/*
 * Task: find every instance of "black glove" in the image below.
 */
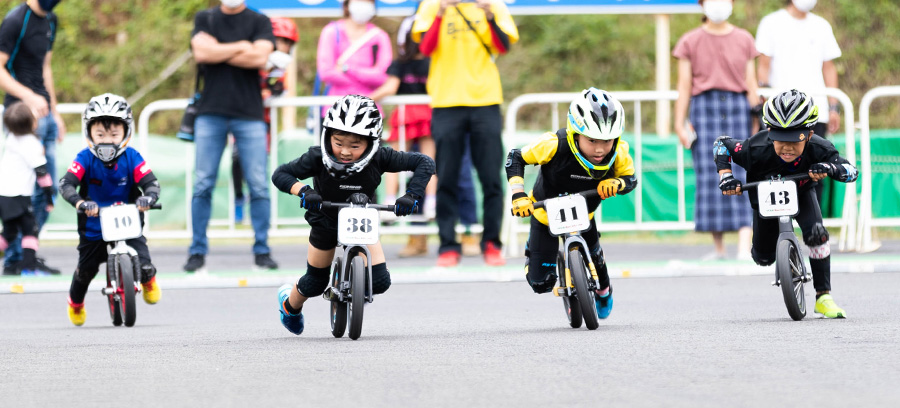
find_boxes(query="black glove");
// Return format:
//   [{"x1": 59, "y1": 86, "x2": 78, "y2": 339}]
[
  {"x1": 718, "y1": 174, "x2": 742, "y2": 193},
  {"x1": 299, "y1": 185, "x2": 322, "y2": 211},
  {"x1": 810, "y1": 162, "x2": 836, "y2": 177},
  {"x1": 347, "y1": 193, "x2": 369, "y2": 206},
  {"x1": 77, "y1": 200, "x2": 98, "y2": 213},
  {"x1": 394, "y1": 192, "x2": 420, "y2": 216},
  {"x1": 136, "y1": 196, "x2": 155, "y2": 208}
]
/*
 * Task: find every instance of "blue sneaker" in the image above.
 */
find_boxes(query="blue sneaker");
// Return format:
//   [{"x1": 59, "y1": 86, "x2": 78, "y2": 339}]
[
  {"x1": 278, "y1": 284, "x2": 304, "y2": 335},
  {"x1": 595, "y1": 290, "x2": 613, "y2": 319}
]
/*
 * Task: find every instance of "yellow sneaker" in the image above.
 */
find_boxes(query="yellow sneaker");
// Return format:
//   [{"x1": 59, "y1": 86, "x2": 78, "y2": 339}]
[
  {"x1": 814, "y1": 294, "x2": 847, "y2": 319},
  {"x1": 68, "y1": 298, "x2": 86, "y2": 326},
  {"x1": 141, "y1": 277, "x2": 161, "y2": 305}
]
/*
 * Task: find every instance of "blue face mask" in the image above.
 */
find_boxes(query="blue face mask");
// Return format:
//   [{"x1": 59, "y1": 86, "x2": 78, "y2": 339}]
[{"x1": 38, "y1": 0, "x2": 61, "y2": 12}]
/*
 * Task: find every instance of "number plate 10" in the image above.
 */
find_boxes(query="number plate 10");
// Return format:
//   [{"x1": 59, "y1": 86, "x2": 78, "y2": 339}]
[
  {"x1": 544, "y1": 195, "x2": 591, "y2": 236},
  {"x1": 337, "y1": 207, "x2": 380, "y2": 246},
  {"x1": 99, "y1": 205, "x2": 143, "y2": 242},
  {"x1": 757, "y1": 180, "x2": 799, "y2": 218}
]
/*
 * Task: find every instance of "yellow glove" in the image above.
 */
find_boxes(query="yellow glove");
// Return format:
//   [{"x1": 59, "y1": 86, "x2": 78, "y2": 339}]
[
  {"x1": 511, "y1": 192, "x2": 534, "y2": 217},
  {"x1": 597, "y1": 178, "x2": 623, "y2": 199}
]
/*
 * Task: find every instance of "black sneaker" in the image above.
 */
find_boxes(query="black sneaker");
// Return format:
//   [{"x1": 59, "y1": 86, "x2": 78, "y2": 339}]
[
  {"x1": 2, "y1": 262, "x2": 20, "y2": 276},
  {"x1": 183, "y1": 254, "x2": 205, "y2": 272},
  {"x1": 34, "y1": 258, "x2": 61, "y2": 275},
  {"x1": 254, "y1": 253, "x2": 278, "y2": 270}
]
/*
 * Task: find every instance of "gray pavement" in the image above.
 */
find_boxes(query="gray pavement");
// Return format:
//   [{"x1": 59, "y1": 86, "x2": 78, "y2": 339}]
[{"x1": 2, "y1": 273, "x2": 899, "y2": 407}]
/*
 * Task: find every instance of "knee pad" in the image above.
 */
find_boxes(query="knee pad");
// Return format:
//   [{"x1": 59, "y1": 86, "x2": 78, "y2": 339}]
[
  {"x1": 140, "y1": 263, "x2": 157, "y2": 282},
  {"x1": 804, "y1": 223, "x2": 830, "y2": 247},
  {"x1": 371, "y1": 263, "x2": 391, "y2": 294},
  {"x1": 296, "y1": 264, "x2": 331, "y2": 297},
  {"x1": 751, "y1": 247, "x2": 775, "y2": 267}
]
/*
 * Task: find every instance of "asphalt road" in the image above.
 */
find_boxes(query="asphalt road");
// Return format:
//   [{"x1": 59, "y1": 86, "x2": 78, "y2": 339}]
[{"x1": 2, "y1": 272, "x2": 899, "y2": 407}]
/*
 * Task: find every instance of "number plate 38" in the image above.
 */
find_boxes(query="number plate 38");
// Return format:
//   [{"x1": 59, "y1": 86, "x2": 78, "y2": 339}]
[
  {"x1": 99, "y1": 204, "x2": 143, "y2": 242},
  {"x1": 757, "y1": 180, "x2": 799, "y2": 218},
  {"x1": 544, "y1": 195, "x2": 591, "y2": 236},
  {"x1": 337, "y1": 207, "x2": 380, "y2": 246}
]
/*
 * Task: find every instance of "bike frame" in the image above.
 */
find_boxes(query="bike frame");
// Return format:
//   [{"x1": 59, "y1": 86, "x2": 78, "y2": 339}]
[
  {"x1": 775, "y1": 215, "x2": 809, "y2": 285},
  {"x1": 331, "y1": 244, "x2": 374, "y2": 304},
  {"x1": 556, "y1": 233, "x2": 597, "y2": 297}
]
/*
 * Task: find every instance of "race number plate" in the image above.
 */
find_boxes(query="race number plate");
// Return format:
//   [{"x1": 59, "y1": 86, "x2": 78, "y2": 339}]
[
  {"x1": 99, "y1": 205, "x2": 143, "y2": 242},
  {"x1": 337, "y1": 207, "x2": 380, "y2": 246},
  {"x1": 757, "y1": 180, "x2": 799, "y2": 218},
  {"x1": 544, "y1": 195, "x2": 591, "y2": 236}
]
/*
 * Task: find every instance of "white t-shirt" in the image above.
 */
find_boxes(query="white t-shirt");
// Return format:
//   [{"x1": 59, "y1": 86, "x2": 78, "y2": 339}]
[
  {"x1": 0, "y1": 133, "x2": 46, "y2": 197},
  {"x1": 755, "y1": 9, "x2": 842, "y2": 123}
]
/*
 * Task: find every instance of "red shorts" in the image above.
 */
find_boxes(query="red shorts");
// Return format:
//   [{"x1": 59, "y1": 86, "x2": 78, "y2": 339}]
[{"x1": 387, "y1": 104, "x2": 432, "y2": 142}]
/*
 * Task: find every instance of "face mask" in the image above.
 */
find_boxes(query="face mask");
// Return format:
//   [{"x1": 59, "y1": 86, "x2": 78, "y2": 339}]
[
  {"x1": 703, "y1": 1, "x2": 732, "y2": 23},
  {"x1": 38, "y1": 0, "x2": 61, "y2": 12},
  {"x1": 792, "y1": 0, "x2": 817, "y2": 13},
  {"x1": 221, "y1": 0, "x2": 244, "y2": 8},
  {"x1": 348, "y1": 1, "x2": 376, "y2": 25}
]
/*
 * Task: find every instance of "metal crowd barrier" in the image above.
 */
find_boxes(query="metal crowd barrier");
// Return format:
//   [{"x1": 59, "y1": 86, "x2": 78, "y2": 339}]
[{"x1": 856, "y1": 86, "x2": 900, "y2": 252}]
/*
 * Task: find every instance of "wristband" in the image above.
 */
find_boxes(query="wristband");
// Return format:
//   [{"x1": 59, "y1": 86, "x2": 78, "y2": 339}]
[
  {"x1": 829, "y1": 103, "x2": 841, "y2": 114},
  {"x1": 720, "y1": 172, "x2": 733, "y2": 181}
]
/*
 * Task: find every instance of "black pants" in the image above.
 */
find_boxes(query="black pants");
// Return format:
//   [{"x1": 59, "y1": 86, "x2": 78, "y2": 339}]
[
  {"x1": 69, "y1": 235, "x2": 153, "y2": 304},
  {"x1": 431, "y1": 105, "x2": 504, "y2": 253},
  {"x1": 751, "y1": 187, "x2": 831, "y2": 292},
  {"x1": 524, "y1": 216, "x2": 610, "y2": 293},
  {"x1": 0, "y1": 197, "x2": 38, "y2": 270}
]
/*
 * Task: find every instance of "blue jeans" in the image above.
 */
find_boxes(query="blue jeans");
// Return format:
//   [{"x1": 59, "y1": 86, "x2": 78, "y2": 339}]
[
  {"x1": 4, "y1": 114, "x2": 57, "y2": 267},
  {"x1": 190, "y1": 115, "x2": 270, "y2": 256}
]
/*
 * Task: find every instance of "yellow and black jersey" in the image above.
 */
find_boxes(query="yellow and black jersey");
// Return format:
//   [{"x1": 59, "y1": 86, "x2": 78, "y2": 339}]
[{"x1": 506, "y1": 128, "x2": 637, "y2": 225}]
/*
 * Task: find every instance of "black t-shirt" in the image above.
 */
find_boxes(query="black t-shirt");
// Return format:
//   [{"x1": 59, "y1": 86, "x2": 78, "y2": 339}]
[
  {"x1": 192, "y1": 7, "x2": 274, "y2": 120},
  {"x1": 0, "y1": 4, "x2": 57, "y2": 108},
  {"x1": 386, "y1": 58, "x2": 429, "y2": 95}
]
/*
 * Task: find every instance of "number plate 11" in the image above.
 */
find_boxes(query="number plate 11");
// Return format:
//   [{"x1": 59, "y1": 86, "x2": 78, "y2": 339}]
[
  {"x1": 757, "y1": 180, "x2": 799, "y2": 218},
  {"x1": 544, "y1": 195, "x2": 591, "y2": 236},
  {"x1": 337, "y1": 207, "x2": 380, "y2": 246},
  {"x1": 99, "y1": 205, "x2": 143, "y2": 242}
]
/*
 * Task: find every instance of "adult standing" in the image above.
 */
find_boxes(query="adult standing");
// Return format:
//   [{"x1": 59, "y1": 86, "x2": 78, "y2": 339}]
[
  {"x1": 317, "y1": 0, "x2": 392, "y2": 112},
  {"x1": 673, "y1": 0, "x2": 756, "y2": 260},
  {"x1": 755, "y1": 0, "x2": 842, "y2": 211},
  {"x1": 413, "y1": 0, "x2": 518, "y2": 267},
  {"x1": 184, "y1": 0, "x2": 277, "y2": 272},
  {"x1": 0, "y1": 0, "x2": 64, "y2": 275}
]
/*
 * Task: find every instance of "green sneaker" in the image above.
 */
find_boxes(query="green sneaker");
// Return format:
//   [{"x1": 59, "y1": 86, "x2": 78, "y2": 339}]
[{"x1": 814, "y1": 294, "x2": 847, "y2": 319}]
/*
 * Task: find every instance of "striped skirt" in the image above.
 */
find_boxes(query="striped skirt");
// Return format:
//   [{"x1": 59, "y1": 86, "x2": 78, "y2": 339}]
[{"x1": 690, "y1": 89, "x2": 754, "y2": 232}]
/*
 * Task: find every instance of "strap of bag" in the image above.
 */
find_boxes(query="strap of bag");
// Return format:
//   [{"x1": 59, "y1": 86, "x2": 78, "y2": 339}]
[
  {"x1": 454, "y1": 6, "x2": 495, "y2": 62},
  {"x1": 192, "y1": 10, "x2": 216, "y2": 99},
  {"x1": 336, "y1": 26, "x2": 381, "y2": 66}
]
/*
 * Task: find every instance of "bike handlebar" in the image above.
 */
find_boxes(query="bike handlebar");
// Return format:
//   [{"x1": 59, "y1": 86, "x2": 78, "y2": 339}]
[
  {"x1": 742, "y1": 174, "x2": 811, "y2": 190},
  {"x1": 533, "y1": 190, "x2": 599, "y2": 210},
  {"x1": 77, "y1": 203, "x2": 162, "y2": 214},
  {"x1": 322, "y1": 201, "x2": 396, "y2": 212}
]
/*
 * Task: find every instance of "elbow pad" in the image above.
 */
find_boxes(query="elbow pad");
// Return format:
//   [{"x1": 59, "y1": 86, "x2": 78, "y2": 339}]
[{"x1": 505, "y1": 149, "x2": 526, "y2": 181}]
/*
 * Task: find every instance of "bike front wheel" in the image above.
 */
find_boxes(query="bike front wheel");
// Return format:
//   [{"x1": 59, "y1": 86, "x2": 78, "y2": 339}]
[
  {"x1": 558, "y1": 251, "x2": 582, "y2": 329},
  {"x1": 347, "y1": 256, "x2": 366, "y2": 340},
  {"x1": 117, "y1": 255, "x2": 137, "y2": 327},
  {"x1": 330, "y1": 257, "x2": 347, "y2": 338},
  {"x1": 570, "y1": 249, "x2": 599, "y2": 330},
  {"x1": 776, "y1": 239, "x2": 806, "y2": 321},
  {"x1": 106, "y1": 255, "x2": 122, "y2": 326}
]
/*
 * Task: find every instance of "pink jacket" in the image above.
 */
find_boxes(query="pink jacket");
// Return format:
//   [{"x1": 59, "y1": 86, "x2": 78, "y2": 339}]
[{"x1": 317, "y1": 21, "x2": 392, "y2": 103}]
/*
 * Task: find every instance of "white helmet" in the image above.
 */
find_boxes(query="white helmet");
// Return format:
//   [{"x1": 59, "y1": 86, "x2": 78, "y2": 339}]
[
  {"x1": 82, "y1": 93, "x2": 134, "y2": 164},
  {"x1": 320, "y1": 95, "x2": 382, "y2": 179},
  {"x1": 566, "y1": 88, "x2": 625, "y2": 141}
]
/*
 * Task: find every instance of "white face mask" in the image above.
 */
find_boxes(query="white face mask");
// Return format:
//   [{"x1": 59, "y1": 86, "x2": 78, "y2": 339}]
[
  {"x1": 792, "y1": 0, "x2": 817, "y2": 13},
  {"x1": 221, "y1": 0, "x2": 244, "y2": 8},
  {"x1": 703, "y1": 1, "x2": 733, "y2": 24},
  {"x1": 348, "y1": 1, "x2": 376, "y2": 25}
]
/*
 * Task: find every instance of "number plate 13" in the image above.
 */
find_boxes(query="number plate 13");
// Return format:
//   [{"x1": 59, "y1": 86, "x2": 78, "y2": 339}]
[
  {"x1": 99, "y1": 204, "x2": 143, "y2": 242},
  {"x1": 337, "y1": 207, "x2": 380, "y2": 246},
  {"x1": 757, "y1": 180, "x2": 799, "y2": 218},
  {"x1": 544, "y1": 195, "x2": 591, "y2": 236}
]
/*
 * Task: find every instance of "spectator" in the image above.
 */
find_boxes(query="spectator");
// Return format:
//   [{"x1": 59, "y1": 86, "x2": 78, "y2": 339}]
[
  {"x1": 673, "y1": 0, "x2": 756, "y2": 260},
  {"x1": 184, "y1": 0, "x2": 277, "y2": 272},
  {"x1": 317, "y1": 0, "x2": 392, "y2": 116},
  {"x1": 413, "y1": 0, "x2": 518, "y2": 267},
  {"x1": 755, "y1": 0, "x2": 842, "y2": 210},
  {"x1": 371, "y1": 14, "x2": 436, "y2": 257},
  {"x1": 0, "y1": 0, "x2": 64, "y2": 275},
  {"x1": 232, "y1": 16, "x2": 299, "y2": 224}
]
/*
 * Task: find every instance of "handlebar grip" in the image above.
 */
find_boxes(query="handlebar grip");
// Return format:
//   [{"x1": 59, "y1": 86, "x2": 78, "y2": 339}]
[{"x1": 150, "y1": 204, "x2": 162, "y2": 210}]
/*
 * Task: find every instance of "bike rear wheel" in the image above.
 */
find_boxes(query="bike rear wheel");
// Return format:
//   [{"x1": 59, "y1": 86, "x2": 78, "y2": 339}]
[
  {"x1": 106, "y1": 256, "x2": 122, "y2": 326},
  {"x1": 347, "y1": 256, "x2": 366, "y2": 340},
  {"x1": 570, "y1": 249, "x2": 599, "y2": 330},
  {"x1": 558, "y1": 251, "x2": 582, "y2": 329},
  {"x1": 330, "y1": 257, "x2": 347, "y2": 338},
  {"x1": 776, "y1": 239, "x2": 806, "y2": 321},
  {"x1": 117, "y1": 254, "x2": 137, "y2": 327}
]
